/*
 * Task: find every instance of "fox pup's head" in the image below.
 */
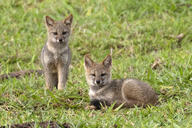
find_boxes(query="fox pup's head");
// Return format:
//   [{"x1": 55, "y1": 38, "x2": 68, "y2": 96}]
[
  {"x1": 45, "y1": 14, "x2": 73, "y2": 45},
  {"x1": 84, "y1": 54, "x2": 112, "y2": 88}
]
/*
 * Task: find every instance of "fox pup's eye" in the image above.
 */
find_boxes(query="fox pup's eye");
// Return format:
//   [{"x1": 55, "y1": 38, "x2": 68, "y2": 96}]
[
  {"x1": 62, "y1": 31, "x2": 67, "y2": 35},
  {"x1": 53, "y1": 32, "x2": 58, "y2": 35},
  {"x1": 90, "y1": 74, "x2": 95, "y2": 77},
  {"x1": 101, "y1": 73, "x2": 106, "y2": 76}
]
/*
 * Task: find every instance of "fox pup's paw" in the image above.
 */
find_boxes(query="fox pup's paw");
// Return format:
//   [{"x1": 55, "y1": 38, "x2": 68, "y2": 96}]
[
  {"x1": 45, "y1": 85, "x2": 53, "y2": 91},
  {"x1": 85, "y1": 105, "x2": 97, "y2": 110},
  {"x1": 58, "y1": 85, "x2": 66, "y2": 90}
]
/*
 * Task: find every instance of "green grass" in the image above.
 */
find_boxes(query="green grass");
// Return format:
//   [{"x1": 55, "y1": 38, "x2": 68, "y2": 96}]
[{"x1": 0, "y1": 0, "x2": 192, "y2": 127}]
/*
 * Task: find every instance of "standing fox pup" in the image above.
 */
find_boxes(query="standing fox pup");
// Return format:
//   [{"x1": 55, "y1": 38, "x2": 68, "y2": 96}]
[
  {"x1": 84, "y1": 54, "x2": 158, "y2": 109},
  {"x1": 41, "y1": 14, "x2": 73, "y2": 90}
]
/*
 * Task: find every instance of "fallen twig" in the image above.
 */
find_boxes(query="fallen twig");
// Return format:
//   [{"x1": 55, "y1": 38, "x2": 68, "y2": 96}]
[
  {"x1": 0, "y1": 121, "x2": 70, "y2": 128},
  {"x1": 0, "y1": 70, "x2": 43, "y2": 81},
  {"x1": 151, "y1": 58, "x2": 161, "y2": 70}
]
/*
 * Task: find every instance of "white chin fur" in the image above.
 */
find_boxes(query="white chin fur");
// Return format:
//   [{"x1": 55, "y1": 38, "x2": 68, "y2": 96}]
[{"x1": 89, "y1": 89, "x2": 96, "y2": 97}]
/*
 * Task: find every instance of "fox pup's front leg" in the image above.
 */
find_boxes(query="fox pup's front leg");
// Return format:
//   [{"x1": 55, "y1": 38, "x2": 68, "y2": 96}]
[
  {"x1": 44, "y1": 71, "x2": 58, "y2": 90},
  {"x1": 57, "y1": 63, "x2": 69, "y2": 90}
]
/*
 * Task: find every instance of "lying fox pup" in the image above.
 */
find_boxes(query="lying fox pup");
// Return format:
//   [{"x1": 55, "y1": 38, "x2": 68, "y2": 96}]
[{"x1": 84, "y1": 54, "x2": 158, "y2": 109}]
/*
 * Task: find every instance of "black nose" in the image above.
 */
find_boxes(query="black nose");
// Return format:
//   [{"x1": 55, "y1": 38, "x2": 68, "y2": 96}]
[
  {"x1": 59, "y1": 39, "x2": 62, "y2": 42},
  {"x1": 96, "y1": 80, "x2": 101, "y2": 84}
]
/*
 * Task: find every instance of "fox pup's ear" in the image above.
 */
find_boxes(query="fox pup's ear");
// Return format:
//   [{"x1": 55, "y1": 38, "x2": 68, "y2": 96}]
[
  {"x1": 102, "y1": 55, "x2": 112, "y2": 68},
  {"x1": 64, "y1": 14, "x2": 73, "y2": 26},
  {"x1": 45, "y1": 16, "x2": 55, "y2": 27},
  {"x1": 84, "y1": 54, "x2": 94, "y2": 68}
]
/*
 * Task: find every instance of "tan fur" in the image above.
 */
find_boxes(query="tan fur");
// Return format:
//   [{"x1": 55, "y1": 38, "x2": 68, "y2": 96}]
[
  {"x1": 84, "y1": 54, "x2": 158, "y2": 108},
  {"x1": 41, "y1": 14, "x2": 73, "y2": 90}
]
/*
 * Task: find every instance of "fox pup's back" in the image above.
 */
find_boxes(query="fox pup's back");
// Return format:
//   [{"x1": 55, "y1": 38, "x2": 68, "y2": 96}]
[
  {"x1": 121, "y1": 79, "x2": 158, "y2": 107},
  {"x1": 84, "y1": 54, "x2": 158, "y2": 109}
]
